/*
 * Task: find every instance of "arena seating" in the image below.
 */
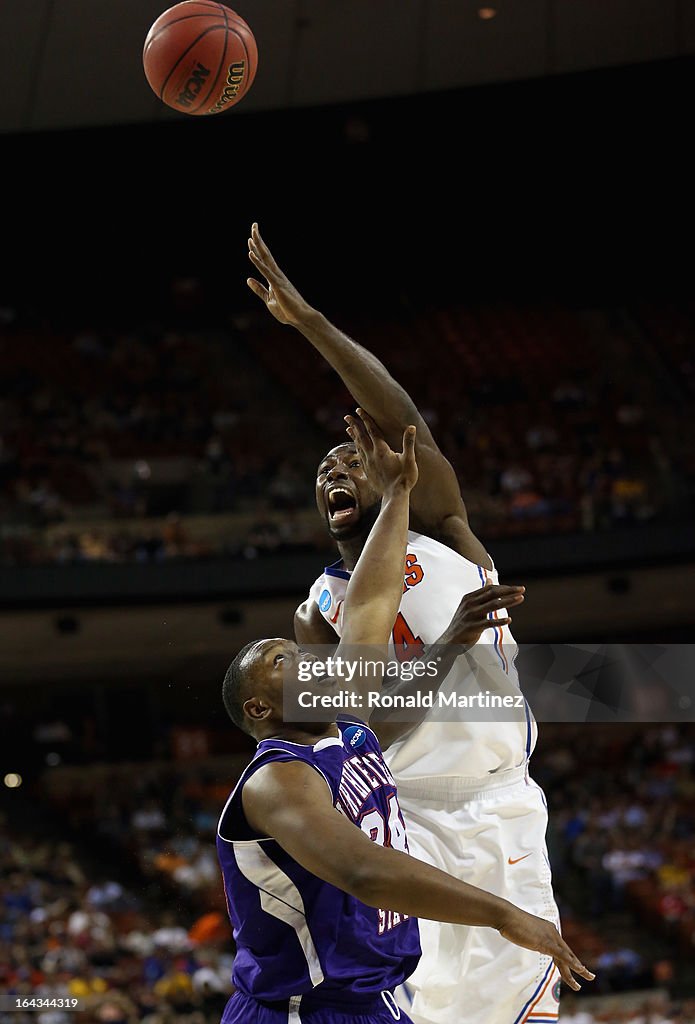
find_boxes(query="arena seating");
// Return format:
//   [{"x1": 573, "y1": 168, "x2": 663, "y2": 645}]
[
  {"x1": 0, "y1": 806, "x2": 234, "y2": 1024},
  {"x1": 536, "y1": 724, "x2": 695, "y2": 965},
  {"x1": 1, "y1": 296, "x2": 693, "y2": 565}
]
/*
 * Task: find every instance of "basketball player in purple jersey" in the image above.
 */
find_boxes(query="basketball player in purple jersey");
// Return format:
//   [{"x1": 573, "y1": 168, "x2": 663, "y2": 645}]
[
  {"x1": 218, "y1": 412, "x2": 592, "y2": 1024},
  {"x1": 247, "y1": 224, "x2": 574, "y2": 1024}
]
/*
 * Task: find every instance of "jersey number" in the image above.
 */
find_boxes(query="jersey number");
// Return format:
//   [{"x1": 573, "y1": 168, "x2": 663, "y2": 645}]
[
  {"x1": 392, "y1": 612, "x2": 424, "y2": 662},
  {"x1": 360, "y1": 794, "x2": 408, "y2": 853}
]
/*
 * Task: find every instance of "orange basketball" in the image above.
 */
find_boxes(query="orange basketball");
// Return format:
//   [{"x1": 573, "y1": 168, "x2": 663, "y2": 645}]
[{"x1": 143, "y1": 1, "x2": 258, "y2": 116}]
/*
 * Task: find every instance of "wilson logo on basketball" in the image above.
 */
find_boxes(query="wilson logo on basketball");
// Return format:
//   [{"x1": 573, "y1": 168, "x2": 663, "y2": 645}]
[
  {"x1": 177, "y1": 63, "x2": 211, "y2": 107},
  {"x1": 208, "y1": 61, "x2": 246, "y2": 114}
]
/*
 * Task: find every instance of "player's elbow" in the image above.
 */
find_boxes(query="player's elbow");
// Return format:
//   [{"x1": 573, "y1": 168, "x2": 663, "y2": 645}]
[{"x1": 293, "y1": 607, "x2": 308, "y2": 643}]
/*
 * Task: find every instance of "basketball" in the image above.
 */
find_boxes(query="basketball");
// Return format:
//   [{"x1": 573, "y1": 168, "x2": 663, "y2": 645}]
[{"x1": 143, "y1": 1, "x2": 258, "y2": 116}]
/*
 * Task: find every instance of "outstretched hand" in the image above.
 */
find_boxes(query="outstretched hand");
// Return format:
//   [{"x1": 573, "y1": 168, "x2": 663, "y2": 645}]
[
  {"x1": 498, "y1": 908, "x2": 596, "y2": 993},
  {"x1": 345, "y1": 408, "x2": 418, "y2": 496},
  {"x1": 247, "y1": 222, "x2": 313, "y2": 326},
  {"x1": 443, "y1": 581, "x2": 525, "y2": 647}
]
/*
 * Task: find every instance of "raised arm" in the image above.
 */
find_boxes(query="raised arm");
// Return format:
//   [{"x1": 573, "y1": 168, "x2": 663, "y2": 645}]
[
  {"x1": 338, "y1": 410, "x2": 417, "y2": 647},
  {"x1": 247, "y1": 224, "x2": 491, "y2": 567},
  {"x1": 242, "y1": 760, "x2": 594, "y2": 993},
  {"x1": 291, "y1": 413, "x2": 418, "y2": 704}
]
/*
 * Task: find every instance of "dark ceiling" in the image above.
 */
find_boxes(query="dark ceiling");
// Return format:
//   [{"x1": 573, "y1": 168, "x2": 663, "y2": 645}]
[{"x1": 1, "y1": 0, "x2": 694, "y2": 133}]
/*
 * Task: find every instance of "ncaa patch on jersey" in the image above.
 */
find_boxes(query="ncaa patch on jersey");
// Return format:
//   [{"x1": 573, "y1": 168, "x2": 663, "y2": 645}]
[
  {"x1": 343, "y1": 725, "x2": 367, "y2": 749},
  {"x1": 318, "y1": 589, "x2": 332, "y2": 612}
]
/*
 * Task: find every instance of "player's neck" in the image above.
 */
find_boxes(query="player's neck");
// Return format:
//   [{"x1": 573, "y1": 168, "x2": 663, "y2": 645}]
[
  {"x1": 258, "y1": 722, "x2": 340, "y2": 746},
  {"x1": 336, "y1": 537, "x2": 366, "y2": 571}
]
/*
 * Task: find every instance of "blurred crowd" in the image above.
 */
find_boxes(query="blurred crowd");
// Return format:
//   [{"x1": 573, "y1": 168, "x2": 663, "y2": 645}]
[
  {"x1": 0, "y1": 299, "x2": 322, "y2": 566},
  {"x1": 0, "y1": 812, "x2": 235, "y2": 1024},
  {"x1": 42, "y1": 763, "x2": 231, "y2": 914},
  {"x1": 1, "y1": 293, "x2": 693, "y2": 566},
  {"x1": 559, "y1": 993, "x2": 695, "y2": 1023},
  {"x1": 537, "y1": 721, "x2": 695, "y2": 1024},
  {"x1": 535, "y1": 724, "x2": 695, "y2": 995}
]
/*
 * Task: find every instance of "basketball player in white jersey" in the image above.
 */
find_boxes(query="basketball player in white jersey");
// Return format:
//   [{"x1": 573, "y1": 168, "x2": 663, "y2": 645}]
[{"x1": 247, "y1": 224, "x2": 566, "y2": 1024}]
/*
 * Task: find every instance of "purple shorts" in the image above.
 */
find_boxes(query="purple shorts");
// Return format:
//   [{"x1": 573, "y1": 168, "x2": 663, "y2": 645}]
[{"x1": 221, "y1": 989, "x2": 412, "y2": 1023}]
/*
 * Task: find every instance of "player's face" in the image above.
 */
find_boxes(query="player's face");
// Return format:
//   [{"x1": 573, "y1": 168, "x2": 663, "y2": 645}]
[
  {"x1": 246, "y1": 638, "x2": 335, "y2": 731},
  {"x1": 315, "y1": 444, "x2": 381, "y2": 540}
]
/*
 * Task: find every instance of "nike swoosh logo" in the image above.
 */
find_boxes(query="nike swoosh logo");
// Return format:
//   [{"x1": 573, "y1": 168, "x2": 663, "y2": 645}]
[{"x1": 508, "y1": 853, "x2": 532, "y2": 865}]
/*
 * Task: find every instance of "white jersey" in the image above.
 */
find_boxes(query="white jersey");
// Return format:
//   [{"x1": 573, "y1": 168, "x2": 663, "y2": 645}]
[{"x1": 307, "y1": 530, "x2": 537, "y2": 787}]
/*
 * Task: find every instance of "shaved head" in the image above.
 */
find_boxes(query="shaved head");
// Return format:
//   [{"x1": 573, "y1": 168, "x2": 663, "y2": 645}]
[
  {"x1": 222, "y1": 640, "x2": 263, "y2": 734},
  {"x1": 317, "y1": 441, "x2": 356, "y2": 470}
]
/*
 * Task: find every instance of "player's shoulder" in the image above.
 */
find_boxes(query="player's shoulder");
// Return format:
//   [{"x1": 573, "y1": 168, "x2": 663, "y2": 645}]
[
  {"x1": 337, "y1": 717, "x2": 379, "y2": 748},
  {"x1": 307, "y1": 570, "x2": 327, "y2": 596},
  {"x1": 295, "y1": 567, "x2": 343, "y2": 644},
  {"x1": 303, "y1": 562, "x2": 346, "y2": 601},
  {"x1": 294, "y1": 596, "x2": 337, "y2": 645},
  {"x1": 296, "y1": 573, "x2": 327, "y2": 623},
  {"x1": 219, "y1": 747, "x2": 332, "y2": 842},
  {"x1": 243, "y1": 740, "x2": 337, "y2": 796}
]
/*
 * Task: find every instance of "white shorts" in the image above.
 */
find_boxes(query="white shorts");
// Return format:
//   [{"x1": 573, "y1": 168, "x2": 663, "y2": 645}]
[{"x1": 395, "y1": 765, "x2": 561, "y2": 1024}]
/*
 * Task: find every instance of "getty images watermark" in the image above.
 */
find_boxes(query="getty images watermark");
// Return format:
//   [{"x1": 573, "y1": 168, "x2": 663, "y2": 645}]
[
  {"x1": 296, "y1": 653, "x2": 526, "y2": 713},
  {"x1": 282, "y1": 643, "x2": 695, "y2": 724}
]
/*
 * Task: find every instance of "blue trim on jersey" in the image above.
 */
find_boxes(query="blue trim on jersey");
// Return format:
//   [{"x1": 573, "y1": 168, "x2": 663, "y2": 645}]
[
  {"x1": 324, "y1": 566, "x2": 351, "y2": 580},
  {"x1": 511, "y1": 960, "x2": 554, "y2": 1024},
  {"x1": 477, "y1": 565, "x2": 533, "y2": 760},
  {"x1": 398, "y1": 981, "x2": 414, "y2": 1006},
  {"x1": 476, "y1": 565, "x2": 508, "y2": 676},
  {"x1": 492, "y1": 628, "x2": 504, "y2": 671},
  {"x1": 324, "y1": 557, "x2": 351, "y2": 581}
]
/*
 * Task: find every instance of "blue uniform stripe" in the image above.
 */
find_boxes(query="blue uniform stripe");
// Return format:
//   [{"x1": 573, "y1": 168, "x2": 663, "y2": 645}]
[
  {"x1": 324, "y1": 558, "x2": 351, "y2": 581},
  {"x1": 477, "y1": 566, "x2": 532, "y2": 758},
  {"x1": 477, "y1": 564, "x2": 507, "y2": 674},
  {"x1": 524, "y1": 698, "x2": 532, "y2": 759},
  {"x1": 324, "y1": 566, "x2": 351, "y2": 580},
  {"x1": 511, "y1": 960, "x2": 554, "y2": 1024}
]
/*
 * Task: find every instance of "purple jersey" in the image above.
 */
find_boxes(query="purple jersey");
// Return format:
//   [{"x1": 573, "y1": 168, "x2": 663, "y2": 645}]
[{"x1": 216, "y1": 720, "x2": 421, "y2": 1008}]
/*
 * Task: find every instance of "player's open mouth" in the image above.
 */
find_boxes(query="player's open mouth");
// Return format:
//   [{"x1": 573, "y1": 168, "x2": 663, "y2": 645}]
[{"x1": 326, "y1": 486, "x2": 358, "y2": 524}]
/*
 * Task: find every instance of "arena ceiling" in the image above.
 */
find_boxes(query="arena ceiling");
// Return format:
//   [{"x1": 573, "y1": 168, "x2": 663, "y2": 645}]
[{"x1": 1, "y1": 0, "x2": 694, "y2": 134}]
